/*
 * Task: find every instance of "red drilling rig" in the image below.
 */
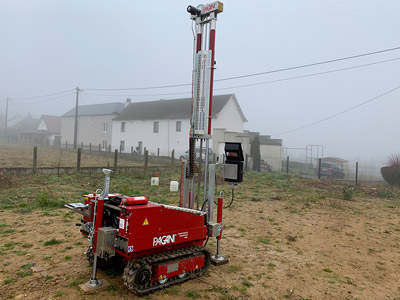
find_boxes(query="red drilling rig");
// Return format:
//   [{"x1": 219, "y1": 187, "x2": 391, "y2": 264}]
[{"x1": 65, "y1": 1, "x2": 244, "y2": 295}]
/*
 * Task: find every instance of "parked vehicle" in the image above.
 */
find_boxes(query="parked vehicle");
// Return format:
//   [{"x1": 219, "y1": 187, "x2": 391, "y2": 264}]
[
  {"x1": 179, "y1": 148, "x2": 213, "y2": 162},
  {"x1": 318, "y1": 162, "x2": 345, "y2": 179}
]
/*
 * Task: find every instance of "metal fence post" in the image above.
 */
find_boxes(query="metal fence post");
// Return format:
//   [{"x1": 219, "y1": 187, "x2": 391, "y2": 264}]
[
  {"x1": 131, "y1": 146, "x2": 133, "y2": 158},
  {"x1": 157, "y1": 148, "x2": 160, "y2": 164},
  {"x1": 144, "y1": 150, "x2": 148, "y2": 175},
  {"x1": 318, "y1": 158, "x2": 322, "y2": 179},
  {"x1": 355, "y1": 162, "x2": 359, "y2": 186},
  {"x1": 108, "y1": 144, "x2": 111, "y2": 156},
  {"x1": 286, "y1": 156, "x2": 289, "y2": 174},
  {"x1": 33, "y1": 146, "x2": 37, "y2": 174},
  {"x1": 114, "y1": 149, "x2": 118, "y2": 171},
  {"x1": 89, "y1": 143, "x2": 91, "y2": 153},
  {"x1": 171, "y1": 149, "x2": 175, "y2": 167},
  {"x1": 245, "y1": 153, "x2": 248, "y2": 171},
  {"x1": 77, "y1": 148, "x2": 81, "y2": 172},
  {"x1": 81, "y1": 142, "x2": 83, "y2": 150}
]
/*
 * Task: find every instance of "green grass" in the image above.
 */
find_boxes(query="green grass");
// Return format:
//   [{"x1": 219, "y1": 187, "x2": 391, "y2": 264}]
[
  {"x1": 258, "y1": 237, "x2": 270, "y2": 244},
  {"x1": 184, "y1": 290, "x2": 201, "y2": 299},
  {"x1": 323, "y1": 268, "x2": 333, "y2": 273},
  {"x1": 3, "y1": 278, "x2": 16, "y2": 284},
  {"x1": 44, "y1": 238, "x2": 63, "y2": 246}
]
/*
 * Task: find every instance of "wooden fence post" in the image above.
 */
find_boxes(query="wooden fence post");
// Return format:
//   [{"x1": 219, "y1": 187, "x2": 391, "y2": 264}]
[
  {"x1": 33, "y1": 146, "x2": 37, "y2": 174},
  {"x1": 157, "y1": 148, "x2": 160, "y2": 164},
  {"x1": 89, "y1": 143, "x2": 91, "y2": 152},
  {"x1": 131, "y1": 146, "x2": 133, "y2": 158},
  {"x1": 114, "y1": 149, "x2": 118, "y2": 171},
  {"x1": 144, "y1": 150, "x2": 149, "y2": 175},
  {"x1": 77, "y1": 148, "x2": 81, "y2": 172}
]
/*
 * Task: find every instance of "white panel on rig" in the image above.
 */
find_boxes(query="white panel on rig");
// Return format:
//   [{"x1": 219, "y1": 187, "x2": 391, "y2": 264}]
[{"x1": 192, "y1": 50, "x2": 212, "y2": 138}]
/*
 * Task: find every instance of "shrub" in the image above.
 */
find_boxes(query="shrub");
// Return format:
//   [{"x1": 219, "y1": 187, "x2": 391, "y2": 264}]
[
  {"x1": 342, "y1": 186, "x2": 355, "y2": 201},
  {"x1": 35, "y1": 188, "x2": 65, "y2": 208},
  {"x1": 386, "y1": 153, "x2": 400, "y2": 166},
  {"x1": 381, "y1": 166, "x2": 400, "y2": 187},
  {"x1": 381, "y1": 153, "x2": 400, "y2": 187}
]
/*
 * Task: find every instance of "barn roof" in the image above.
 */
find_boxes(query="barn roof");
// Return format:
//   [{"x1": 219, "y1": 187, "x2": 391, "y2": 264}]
[{"x1": 38, "y1": 115, "x2": 61, "y2": 133}]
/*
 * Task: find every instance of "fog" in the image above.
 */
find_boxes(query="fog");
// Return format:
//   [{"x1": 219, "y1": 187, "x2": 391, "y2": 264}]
[{"x1": 1, "y1": 0, "x2": 400, "y2": 164}]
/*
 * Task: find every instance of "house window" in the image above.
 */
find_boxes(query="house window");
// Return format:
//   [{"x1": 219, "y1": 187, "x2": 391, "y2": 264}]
[
  {"x1": 121, "y1": 122, "x2": 126, "y2": 133},
  {"x1": 176, "y1": 121, "x2": 181, "y2": 132},
  {"x1": 120, "y1": 140, "x2": 125, "y2": 152},
  {"x1": 103, "y1": 123, "x2": 107, "y2": 133},
  {"x1": 102, "y1": 140, "x2": 107, "y2": 151},
  {"x1": 153, "y1": 121, "x2": 159, "y2": 133}
]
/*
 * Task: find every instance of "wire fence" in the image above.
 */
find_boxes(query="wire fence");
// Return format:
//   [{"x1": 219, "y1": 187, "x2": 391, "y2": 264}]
[{"x1": 0, "y1": 139, "x2": 387, "y2": 185}]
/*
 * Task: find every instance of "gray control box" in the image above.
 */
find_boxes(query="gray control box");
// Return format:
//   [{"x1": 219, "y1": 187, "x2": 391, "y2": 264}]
[{"x1": 97, "y1": 227, "x2": 117, "y2": 258}]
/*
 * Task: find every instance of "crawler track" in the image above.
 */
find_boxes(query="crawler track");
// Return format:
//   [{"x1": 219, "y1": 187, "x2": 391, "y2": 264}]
[{"x1": 122, "y1": 245, "x2": 210, "y2": 295}]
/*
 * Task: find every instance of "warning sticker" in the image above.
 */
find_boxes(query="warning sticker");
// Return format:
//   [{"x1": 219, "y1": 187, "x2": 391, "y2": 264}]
[
  {"x1": 119, "y1": 218, "x2": 125, "y2": 229},
  {"x1": 178, "y1": 232, "x2": 188, "y2": 239},
  {"x1": 142, "y1": 218, "x2": 149, "y2": 226}
]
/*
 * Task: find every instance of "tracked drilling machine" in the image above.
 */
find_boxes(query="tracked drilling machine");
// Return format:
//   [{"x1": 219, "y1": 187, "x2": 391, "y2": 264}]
[{"x1": 65, "y1": 1, "x2": 244, "y2": 295}]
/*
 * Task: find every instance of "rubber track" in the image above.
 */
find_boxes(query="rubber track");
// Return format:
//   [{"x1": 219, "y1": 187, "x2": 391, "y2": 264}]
[{"x1": 122, "y1": 245, "x2": 210, "y2": 295}]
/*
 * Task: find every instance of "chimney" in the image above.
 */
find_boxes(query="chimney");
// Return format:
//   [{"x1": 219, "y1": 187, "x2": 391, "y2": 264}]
[{"x1": 125, "y1": 98, "x2": 131, "y2": 107}]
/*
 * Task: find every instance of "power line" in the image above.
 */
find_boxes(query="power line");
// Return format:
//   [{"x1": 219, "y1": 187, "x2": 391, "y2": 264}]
[
  {"x1": 9, "y1": 89, "x2": 75, "y2": 100},
  {"x1": 216, "y1": 46, "x2": 400, "y2": 82},
  {"x1": 81, "y1": 92, "x2": 97, "y2": 104},
  {"x1": 215, "y1": 57, "x2": 400, "y2": 91},
  {"x1": 82, "y1": 46, "x2": 400, "y2": 91},
  {"x1": 83, "y1": 57, "x2": 400, "y2": 98},
  {"x1": 272, "y1": 84, "x2": 400, "y2": 137},
  {"x1": 19, "y1": 92, "x2": 76, "y2": 104}
]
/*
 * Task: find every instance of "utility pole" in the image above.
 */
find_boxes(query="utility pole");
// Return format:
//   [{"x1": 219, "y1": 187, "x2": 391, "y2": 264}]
[
  {"x1": 4, "y1": 97, "x2": 9, "y2": 140},
  {"x1": 73, "y1": 87, "x2": 79, "y2": 149}
]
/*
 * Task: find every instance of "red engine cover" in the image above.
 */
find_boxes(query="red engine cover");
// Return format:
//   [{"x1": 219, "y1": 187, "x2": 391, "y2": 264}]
[{"x1": 117, "y1": 202, "x2": 207, "y2": 259}]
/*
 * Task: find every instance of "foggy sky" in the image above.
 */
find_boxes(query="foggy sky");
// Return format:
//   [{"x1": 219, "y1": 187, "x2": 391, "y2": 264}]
[{"x1": 1, "y1": 0, "x2": 400, "y2": 163}]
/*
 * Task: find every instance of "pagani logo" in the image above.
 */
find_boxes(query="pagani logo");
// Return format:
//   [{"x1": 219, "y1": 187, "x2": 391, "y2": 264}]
[{"x1": 153, "y1": 234, "x2": 177, "y2": 246}]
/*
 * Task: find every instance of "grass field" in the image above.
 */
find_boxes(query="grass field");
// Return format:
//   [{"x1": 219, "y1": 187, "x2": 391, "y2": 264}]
[{"x1": 0, "y1": 170, "x2": 399, "y2": 300}]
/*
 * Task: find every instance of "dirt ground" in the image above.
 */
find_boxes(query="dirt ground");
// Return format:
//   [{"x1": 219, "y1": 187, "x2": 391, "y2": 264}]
[{"x1": 0, "y1": 174, "x2": 400, "y2": 300}]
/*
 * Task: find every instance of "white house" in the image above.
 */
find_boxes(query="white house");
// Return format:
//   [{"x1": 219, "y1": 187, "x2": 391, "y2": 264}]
[
  {"x1": 111, "y1": 94, "x2": 247, "y2": 157},
  {"x1": 61, "y1": 102, "x2": 125, "y2": 149}
]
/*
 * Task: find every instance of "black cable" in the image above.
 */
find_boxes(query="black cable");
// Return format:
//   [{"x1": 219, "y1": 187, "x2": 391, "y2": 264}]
[
  {"x1": 223, "y1": 187, "x2": 234, "y2": 209},
  {"x1": 9, "y1": 88, "x2": 75, "y2": 100},
  {"x1": 203, "y1": 235, "x2": 210, "y2": 247},
  {"x1": 82, "y1": 57, "x2": 400, "y2": 98},
  {"x1": 272, "y1": 83, "x2": 400, "y2": 137},
  {"x1": 19, "y1": 92, "x2": 76, "y2": 104},
  {"x1": 82, "y1": 46, "x2": 400, "y2": 91},
  {"x1": 216, "y1": 46, "x2": 400, "y2": 82}
]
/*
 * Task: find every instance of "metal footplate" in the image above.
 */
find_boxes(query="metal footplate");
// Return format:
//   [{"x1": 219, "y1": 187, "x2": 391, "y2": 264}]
[{"x1": 64, "y1": 203, "x2": 91, "y2": 218}]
